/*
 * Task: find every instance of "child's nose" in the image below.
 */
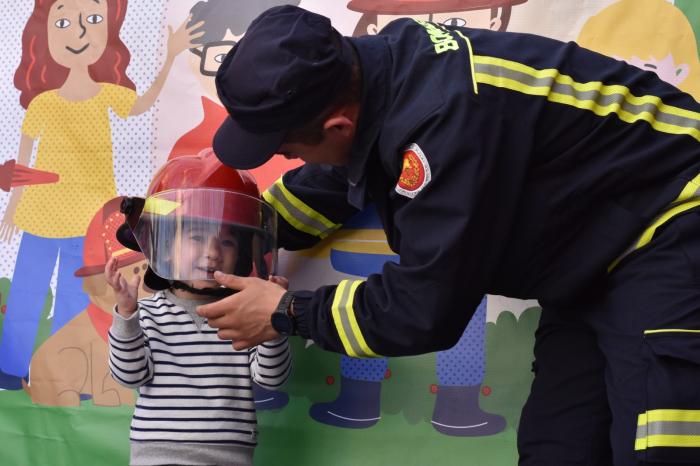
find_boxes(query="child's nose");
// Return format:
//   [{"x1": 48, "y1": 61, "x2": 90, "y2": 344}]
[{"x1": 206, "y1": 237, "x2": 221, "y2": 259}]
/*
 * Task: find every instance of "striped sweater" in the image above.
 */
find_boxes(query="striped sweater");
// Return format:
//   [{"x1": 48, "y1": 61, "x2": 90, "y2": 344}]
[{"x1": 108, "y1": 290, "x2": 291, "y2": 465}]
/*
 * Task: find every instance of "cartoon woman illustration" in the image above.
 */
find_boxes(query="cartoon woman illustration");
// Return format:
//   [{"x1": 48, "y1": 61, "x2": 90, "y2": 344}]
[
  {"x1": 577, "y1": 0, "x2": 700, "y2": 99},
  {"x1": 0, "y1": 0, "x2": 202, "y2": 388}
]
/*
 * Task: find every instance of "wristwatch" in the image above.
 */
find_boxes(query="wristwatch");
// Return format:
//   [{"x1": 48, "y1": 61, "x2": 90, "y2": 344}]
[{"x1": 271, "y1": 291, "x2": 296, "y2": 336}]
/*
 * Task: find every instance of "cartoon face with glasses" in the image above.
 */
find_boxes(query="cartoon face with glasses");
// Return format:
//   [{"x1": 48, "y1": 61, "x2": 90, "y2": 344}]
[
  {"x1": 190, "y1": 40, "x2": 237, "y2": 76},
  {"x1": 168, "y1": 0, "x2": 303, "y2": 190}
]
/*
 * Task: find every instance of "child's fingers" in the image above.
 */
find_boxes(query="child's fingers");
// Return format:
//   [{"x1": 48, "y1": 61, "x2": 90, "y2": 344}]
[
  {"x1": 129, "y1": 273, "x2": 142, "y2": 291},
  {"x1": 115, "y1": 272, "x2": 125, "y2": 291},
  {"x1": 105, "y1": 256, "x2": 114, "y2": 276}
]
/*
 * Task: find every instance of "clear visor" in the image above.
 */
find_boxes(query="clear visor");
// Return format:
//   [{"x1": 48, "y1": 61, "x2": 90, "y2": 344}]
[{"x1": 131, "y1": 189, "x2": 276, "y2": 281}]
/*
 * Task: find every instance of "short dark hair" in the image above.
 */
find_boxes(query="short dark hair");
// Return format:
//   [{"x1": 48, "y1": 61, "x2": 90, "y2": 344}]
[{"x1": 283, "y1": 46, "x2": 362, "y2": 145}]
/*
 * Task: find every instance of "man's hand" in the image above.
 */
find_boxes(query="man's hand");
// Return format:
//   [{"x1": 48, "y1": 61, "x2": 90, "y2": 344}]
[{"x1": 197, "y1": 271, "x2": 287, "y2": 350}]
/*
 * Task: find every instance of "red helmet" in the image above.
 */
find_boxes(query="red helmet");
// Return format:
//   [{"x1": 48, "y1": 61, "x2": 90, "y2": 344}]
[
  {"x1": 117, "y1": 149, "x2": 276, "y2": 290},
  {"x1": 147, "y1": 148, "x2": 259, "y2": 206}
]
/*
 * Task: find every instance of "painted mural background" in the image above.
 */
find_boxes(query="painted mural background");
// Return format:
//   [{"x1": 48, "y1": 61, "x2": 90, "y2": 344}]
[{"x1": 0, "y1": 1, "x2": 698, "y2": 465}]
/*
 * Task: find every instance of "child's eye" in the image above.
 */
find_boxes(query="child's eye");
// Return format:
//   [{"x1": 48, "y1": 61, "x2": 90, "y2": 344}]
[
  {"x1": 221, "y1": 240, "x2": 237, "y2": 248},
  {"x1": 55, "y1": 18, "x2": 71, "y2": 28},
  {"x1": 86, "y1": 14, "x2": 103, "y2": 24},
  {"x1": 190, "y1": 235, "x2": 204, "y2": 242}
]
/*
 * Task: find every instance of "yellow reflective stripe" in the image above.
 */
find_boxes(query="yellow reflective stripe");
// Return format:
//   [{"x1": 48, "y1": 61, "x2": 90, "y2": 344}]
[
  {"x1": 263, "y1": 178, "x2": 340, "y2": 239},
  {"x1": 641, "y1": 410, "x2": 700, "y2": 424},
  {"x1": 636, "y1": 435, "x2": 700, "y2": 450},
  {"x1": 473, "y1": 55, "x2": 700, "y2": 142},
  {"x1": 263, "y1": 189, "x2": 313, "y2": 236},
  {"x1": 143, "y1": 197, "x2": 180, "y2": 216},
  {"x1": 330, "y1": 279, "x2": 380, "y2": 358},
  {"x1": 275, "y1": 180, "x2": 337, "y2": 232},
  {"x1": 453, "y1": 30, "x2": 478, "y2": 95},
  {"x1": 474, "y1": 55, "x2": 700, "y2": 120},
  {"x1": 331, "y1": 281, "x2": 355, "y2": 356},
  {"x1": 673, "y1": 173, "x2": 700, "y2": 204},
  {"x1": 636, "y1": 410, "x2": 700, "y2": 450},
  {"x1": 634, "y1": 199, "x2": 700, "y2": 250},
  {"x1": 644, "y1": 329, "x2": 700, "y2": 335},
  {"x1": 344, "y1": 280, "x2": 379, "y2": 358},
  {"x1": 609, "y1": 180, "x2": 700, "y2": 273}
]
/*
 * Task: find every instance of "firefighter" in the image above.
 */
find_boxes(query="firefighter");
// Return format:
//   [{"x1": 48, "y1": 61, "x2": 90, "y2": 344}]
[{"x1": 197, "y1": 5, "x2": 700, "y2": 465}]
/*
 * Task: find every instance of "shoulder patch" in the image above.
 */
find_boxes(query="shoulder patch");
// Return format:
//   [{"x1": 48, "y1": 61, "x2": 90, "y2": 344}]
[{"x1": 395, "y1": 143, "x2": 431, "y2": 198}]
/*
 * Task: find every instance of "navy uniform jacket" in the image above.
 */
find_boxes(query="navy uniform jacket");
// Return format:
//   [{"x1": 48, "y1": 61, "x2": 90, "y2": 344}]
[{"x1": 262, "y1": 19, "x2": 700, "y2": 358}]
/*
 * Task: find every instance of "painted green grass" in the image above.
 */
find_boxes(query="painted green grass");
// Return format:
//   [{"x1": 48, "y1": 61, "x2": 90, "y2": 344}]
[
  {"x1": 0, "y1": 389, "x2": 517, "y2": 466},
  {"x1": 0, "y1": 309, "x2": 538, "y2": 465}
]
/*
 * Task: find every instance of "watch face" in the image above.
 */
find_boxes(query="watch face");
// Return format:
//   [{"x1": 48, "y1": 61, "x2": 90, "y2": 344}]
[{"x1": 271, "y1": 311, "x2": 294, "y2": 336}]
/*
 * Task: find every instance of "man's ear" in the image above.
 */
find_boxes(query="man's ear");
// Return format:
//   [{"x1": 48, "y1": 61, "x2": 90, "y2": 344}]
[
  {"x1": 322, "y1": 104, "x2": 359, "y2": 138},
  {"x1": 322, "y1": 115, "x2": 355, "y2": 138}
]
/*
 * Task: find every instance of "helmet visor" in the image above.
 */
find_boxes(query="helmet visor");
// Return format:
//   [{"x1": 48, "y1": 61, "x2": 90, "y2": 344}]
[{"x1": 131, "y1": 189, "x2": 276, "y2": 281}]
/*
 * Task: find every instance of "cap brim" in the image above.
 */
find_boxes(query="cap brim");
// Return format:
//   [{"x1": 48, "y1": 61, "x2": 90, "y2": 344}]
[
  {"x1": 74, "y1": 249, "x2": 144, "y2": 277},
  {"x1": 213, "y1": 116, "x2": 285, "y2": 170}
]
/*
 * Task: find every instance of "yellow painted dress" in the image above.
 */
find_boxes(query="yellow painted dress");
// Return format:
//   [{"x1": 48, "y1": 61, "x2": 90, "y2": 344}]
[{"x1": 15, "y1": 83, "x2": 136, "y2": 238}]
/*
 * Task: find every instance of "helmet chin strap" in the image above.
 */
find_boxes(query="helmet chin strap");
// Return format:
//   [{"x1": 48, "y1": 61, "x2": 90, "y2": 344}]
[{"x1": 170, "y1": 280, "x2": 236, "y2": 298}]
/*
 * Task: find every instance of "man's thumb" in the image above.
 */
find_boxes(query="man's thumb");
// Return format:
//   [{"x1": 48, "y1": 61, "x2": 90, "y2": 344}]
[{"x1": 214, "y1": 271, "x2": 246, "y2": 290}]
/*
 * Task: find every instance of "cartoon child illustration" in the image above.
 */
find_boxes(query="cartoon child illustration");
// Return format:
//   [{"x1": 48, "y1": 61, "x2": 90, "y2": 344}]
[
  {"x1": 168, "y1": 0, "x2": 303, "y2": 190},
  {"x1": 577, "y1": 0, "x2": 700, "y2": 99},
  {"x1": 307, "y1": 0, "x2": 529, "y2": 436},
  {"x1": 23, "y1": 197, "x2": 149, "y2": 407},
  {"x1": 348, "y1": 0, "x2": 527, "y2": 36},
  {"x1": 0, "y1": 0, "x2": 203, "y2": 389}
]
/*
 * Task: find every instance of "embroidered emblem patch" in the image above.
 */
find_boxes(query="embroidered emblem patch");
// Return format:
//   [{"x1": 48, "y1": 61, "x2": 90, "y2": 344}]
[{"x1": 395, "y1": 143, "x2": 431, "y2": 198}]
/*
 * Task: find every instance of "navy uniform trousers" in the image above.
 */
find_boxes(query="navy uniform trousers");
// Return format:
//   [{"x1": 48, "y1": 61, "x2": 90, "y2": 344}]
[{"x1": 519, "y1": 209, "x2": 700, "y2": 466}]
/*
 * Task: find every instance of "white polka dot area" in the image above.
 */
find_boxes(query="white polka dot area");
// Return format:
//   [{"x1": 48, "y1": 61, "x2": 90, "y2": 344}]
[
  {"x1": 0, "y1": 1, "x2": 34, "y2": 281},
  {"x1": 112, "y1": 0, "x2": 168, "y2": 198}
]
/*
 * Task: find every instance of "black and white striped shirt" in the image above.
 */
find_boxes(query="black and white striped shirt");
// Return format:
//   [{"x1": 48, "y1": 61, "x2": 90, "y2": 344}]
[{"x1": 108, "y1": 291, "x2": 291, "y2": 461}]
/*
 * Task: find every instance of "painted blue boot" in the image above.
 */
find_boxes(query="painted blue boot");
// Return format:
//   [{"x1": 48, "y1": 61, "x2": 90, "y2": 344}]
[
  {"x1": 0, "y1": 369, "x2": 25, "y2": 390},
  {"x1": 309, "y1": 376, "x2": 381, "y2": 428},
  {"x1": 431, "y1": 385, "x2": 506, "y2": 436},
  {"x1": 252, "y1": 382, "x2": 289, "y2": 410}
]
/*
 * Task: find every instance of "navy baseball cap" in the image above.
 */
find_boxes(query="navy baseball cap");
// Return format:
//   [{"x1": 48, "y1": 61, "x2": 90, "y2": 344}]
[{"x1": 213, "y1": 5, "x2": 355, "y2": 169}]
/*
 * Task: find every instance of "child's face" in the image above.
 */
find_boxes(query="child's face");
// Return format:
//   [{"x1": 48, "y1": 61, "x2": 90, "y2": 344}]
[{"x1": 177, "y1": 223, "x2": 239, "y2": 287}]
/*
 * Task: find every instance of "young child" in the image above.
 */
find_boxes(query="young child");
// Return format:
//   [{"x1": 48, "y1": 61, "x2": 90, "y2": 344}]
[{"x1": 107, "y1": 150, "x2": 290, "y2": 466}]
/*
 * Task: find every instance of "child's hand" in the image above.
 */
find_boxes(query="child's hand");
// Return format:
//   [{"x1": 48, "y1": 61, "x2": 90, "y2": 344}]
[
  {"x1": 105, "y1": 256, "x2": 140, "y2": 317},
  {"x1": 268, "y1": 275, "x2": 289, "y2": 290}
]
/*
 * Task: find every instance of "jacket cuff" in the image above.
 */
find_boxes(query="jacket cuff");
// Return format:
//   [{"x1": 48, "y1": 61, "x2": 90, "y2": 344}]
[{"x1": 291, "y1": 290, "x2": 314, "y2": 339}]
